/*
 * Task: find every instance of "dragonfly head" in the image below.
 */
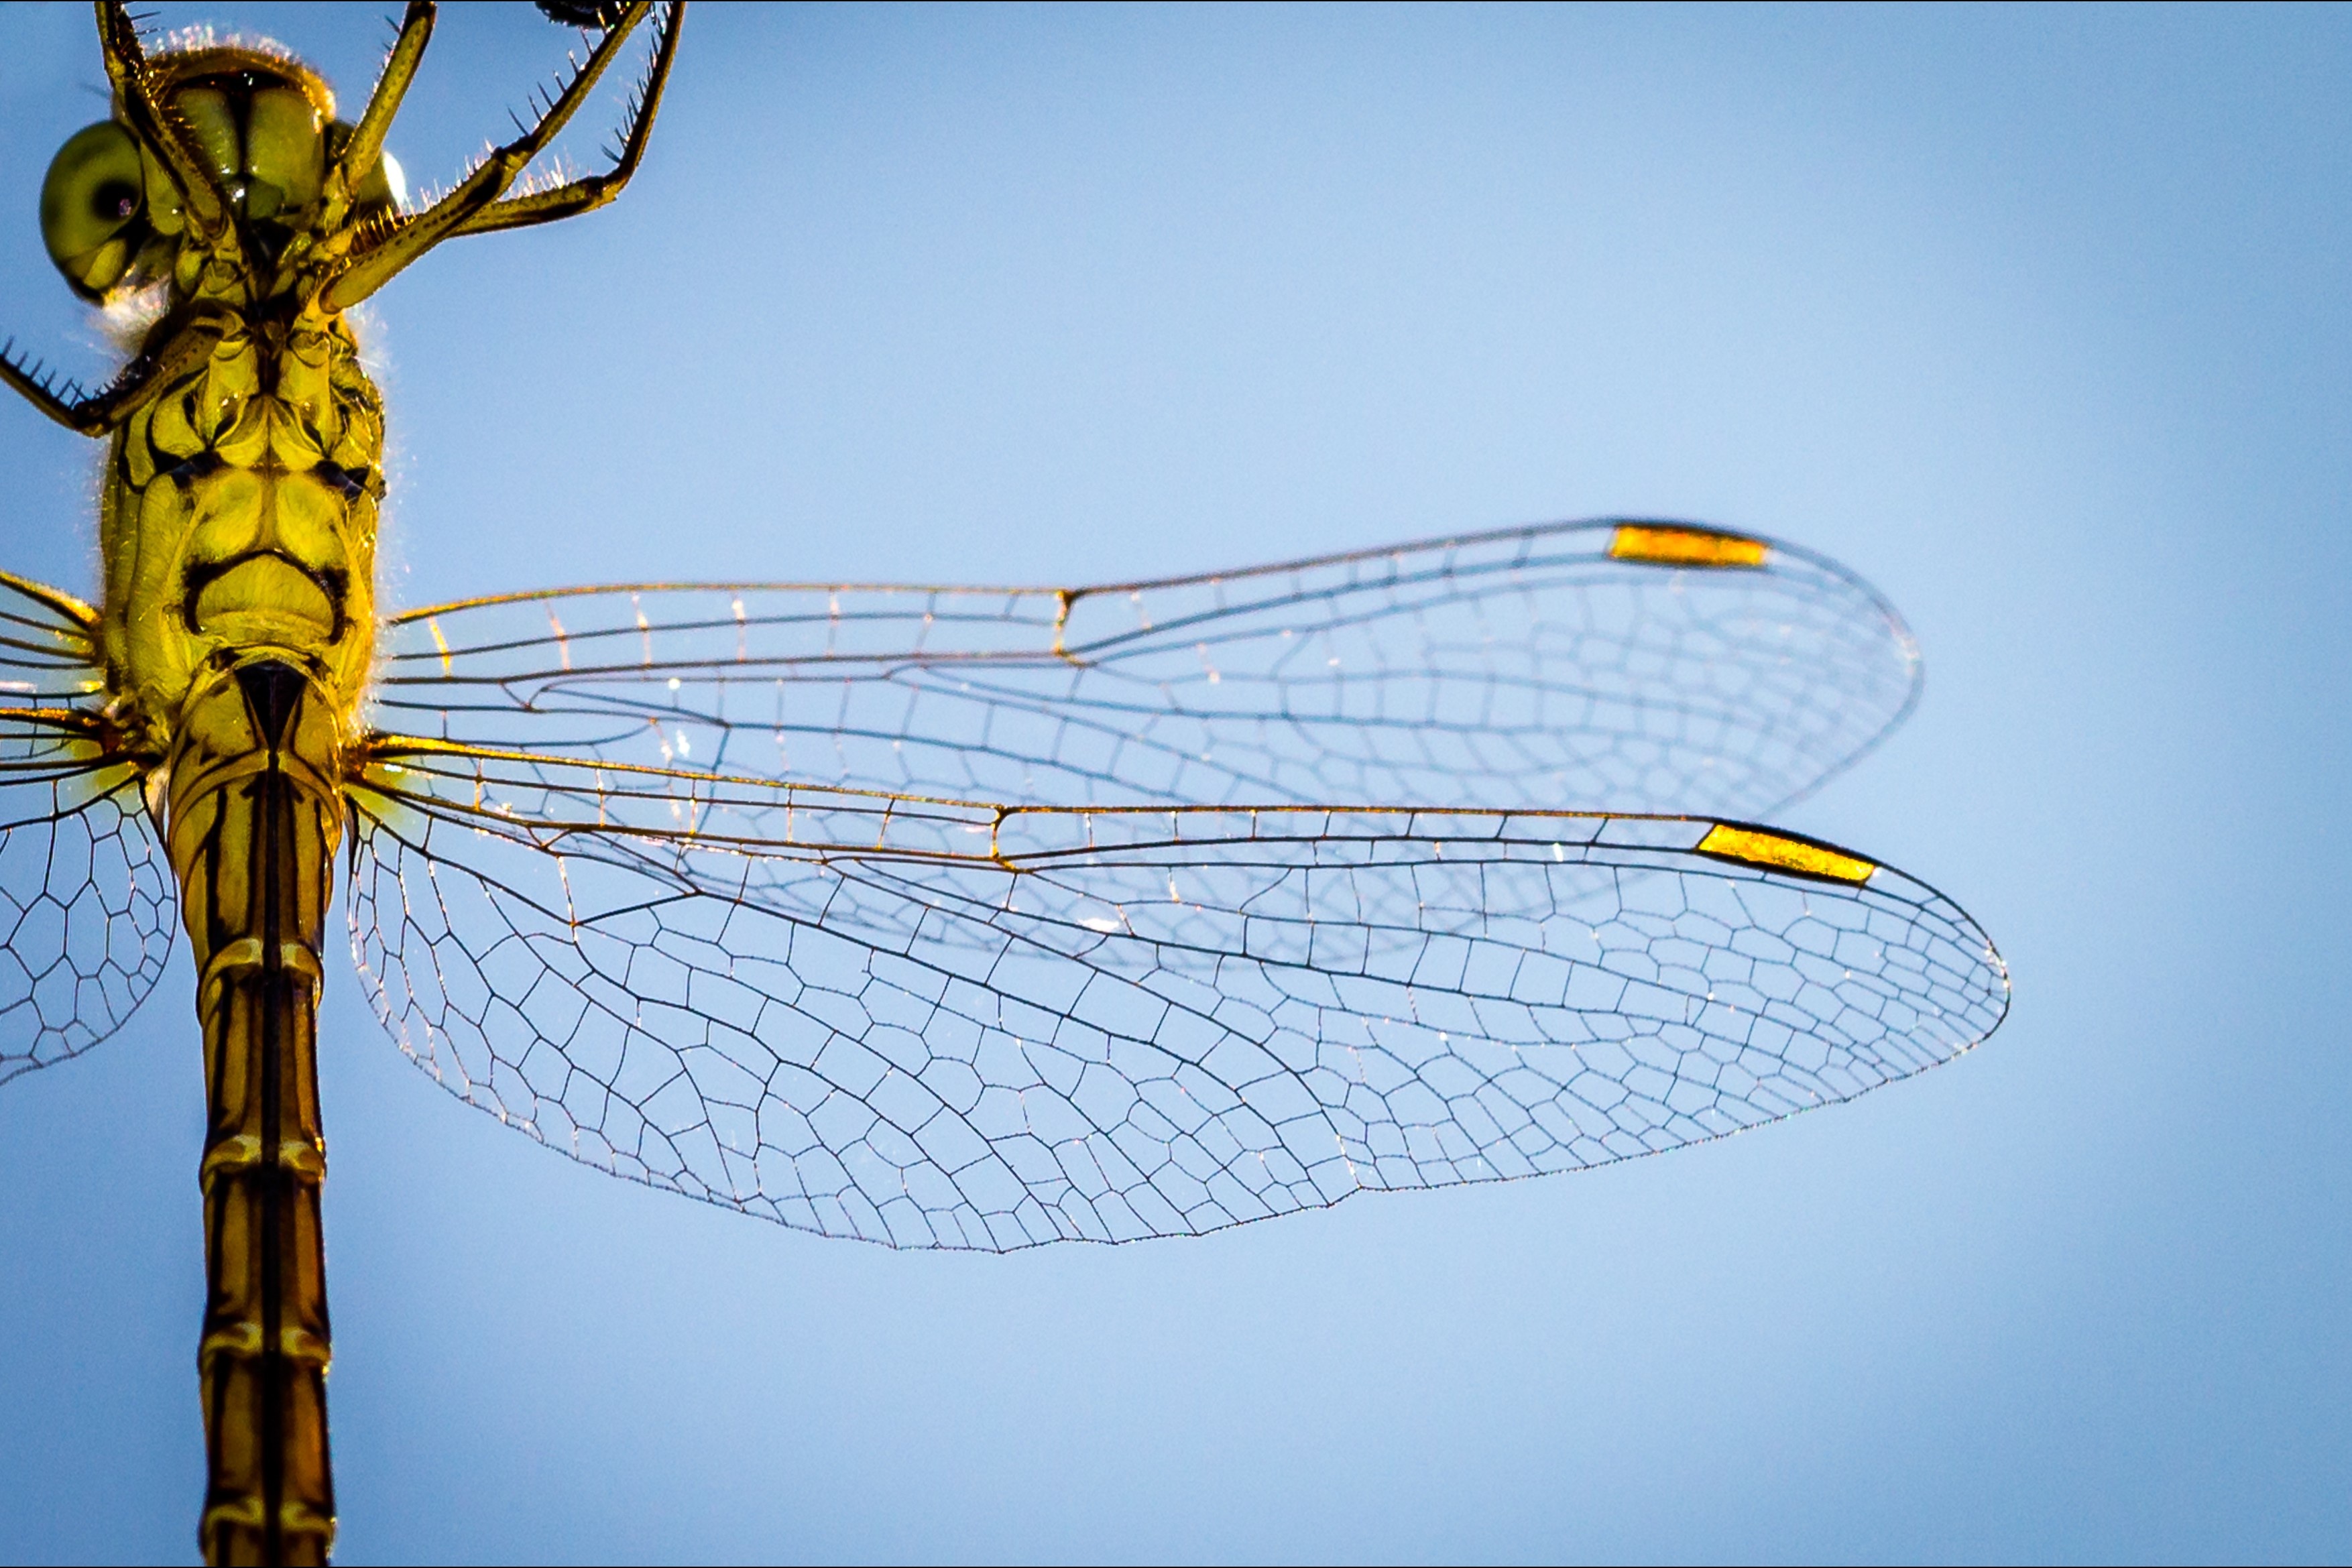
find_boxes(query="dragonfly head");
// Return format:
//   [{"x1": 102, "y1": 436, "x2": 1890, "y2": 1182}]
[{"x1": 40, "y1": 42, "x2": 403, "y2": 303}]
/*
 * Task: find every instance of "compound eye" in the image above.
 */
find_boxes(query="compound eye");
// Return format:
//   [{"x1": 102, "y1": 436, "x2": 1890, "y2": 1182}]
[
  {"x1": 40, "y1": 121, "x2": 148, "y2": 300},
  {"x1": 245, "y1": 86, "x2": 327, "y2": 218}
]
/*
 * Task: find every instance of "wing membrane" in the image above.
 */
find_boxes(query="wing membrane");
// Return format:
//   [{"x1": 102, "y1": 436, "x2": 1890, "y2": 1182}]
[
  {"x1": 0, "y1": 574, "x2": 174, "y2": 1085},
  {"x1": 349, "y1": 743, "x2": 2007, "y2": 1250},
  {"x1": 371, "y1": 520, "x2": 1920, "y2": 818}
]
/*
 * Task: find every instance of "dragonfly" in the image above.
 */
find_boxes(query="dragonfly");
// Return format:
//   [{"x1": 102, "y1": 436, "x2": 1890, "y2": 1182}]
[{"x1": 0, "y1": 3, "x2": 2009, "y2": 1563}]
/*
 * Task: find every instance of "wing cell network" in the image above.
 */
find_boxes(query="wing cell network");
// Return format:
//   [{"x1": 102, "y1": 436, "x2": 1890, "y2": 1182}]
[
  {"x1": 349, "y1": 741, "x2": 2009, "y2": 1250},
  {"x1": 371, "y1": 520, "x2": 1920, "y2": 819},
  {"x1": 0, "y1": 572, "x2": 175, "y2": 1085}
]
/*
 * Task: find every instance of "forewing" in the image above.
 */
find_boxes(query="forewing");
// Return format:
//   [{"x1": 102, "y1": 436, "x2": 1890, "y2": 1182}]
[
  {"x1": 349, "y1": 746, "x2": 2007, "y2": 1250},
  {"x1": 372, "y1": 521, "x2": 1918, "y2": 817},
  {"x1": 0, "y1": 574, "x2": 175, "y2": 1085}
]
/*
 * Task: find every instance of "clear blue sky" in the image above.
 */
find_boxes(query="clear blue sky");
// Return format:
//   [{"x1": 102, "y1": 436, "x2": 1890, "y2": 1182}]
[{"x1": 2, "y1": 3, "x2": 2347, "y2": 1562}]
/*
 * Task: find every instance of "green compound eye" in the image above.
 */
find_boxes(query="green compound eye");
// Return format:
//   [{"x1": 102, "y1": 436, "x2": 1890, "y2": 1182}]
[
  {"x1": 40, "y1": 121, "x2": 148, "y2": 300},
  {"x1": 244, "y1": 85, "x2": 327, "y2": 219}
]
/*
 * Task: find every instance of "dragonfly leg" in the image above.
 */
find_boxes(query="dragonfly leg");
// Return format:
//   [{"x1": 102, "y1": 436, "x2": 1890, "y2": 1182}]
[
  {"x1": 91, "y1": 1, "x2": 240, "y2": 253},
  {"x1": 450, "y1": 1, "x2": 684, "y2": 239},
  {"x1": 318, "y1": 2, "x2": 681, "y2": 311},
  {"x1": 0, "y1": 310, "x2": 229, "y2": 436},
  {"x1": 322, "y1": 2, "x2": 438, "y2": 234}
]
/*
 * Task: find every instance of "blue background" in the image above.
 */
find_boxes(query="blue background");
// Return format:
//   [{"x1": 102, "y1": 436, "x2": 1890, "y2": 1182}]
[{"x1": 2, "y1": 3, "x2": 2347, "y2": 1562}]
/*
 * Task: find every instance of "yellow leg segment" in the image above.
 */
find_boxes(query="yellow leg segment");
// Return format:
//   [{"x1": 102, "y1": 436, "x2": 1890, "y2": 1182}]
[{"x1": 166, "y1": 661, "x2": 345, "y2": 1568}]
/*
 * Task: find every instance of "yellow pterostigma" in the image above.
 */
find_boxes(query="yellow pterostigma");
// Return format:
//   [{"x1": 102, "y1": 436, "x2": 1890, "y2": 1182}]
[{"x1": 0, "y1": 6, "x2": 2007, "y2": 1563}]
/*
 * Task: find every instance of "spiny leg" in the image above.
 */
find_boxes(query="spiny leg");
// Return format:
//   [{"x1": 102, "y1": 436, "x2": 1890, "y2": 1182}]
[
  {"x1": 318, "y1": 1, "x2": 680, "y2": 310},
  {"x1": 0, "y1": 310, "x2": 231, "y2": 436},
  {"x1": 452, "y1": 1, "x2": 684, "y2": 237},
  {"x1": 92, "y1": 0, "x2": 240, "y2": 254},
  {"x1": 322, "y1": 2, "x2": 439, "y2": 235}
]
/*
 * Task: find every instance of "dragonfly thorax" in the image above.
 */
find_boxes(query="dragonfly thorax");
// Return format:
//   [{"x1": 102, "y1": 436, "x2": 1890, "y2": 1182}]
[{"x1": 99, "y1": 310, "x2": 381, "y2": 762}]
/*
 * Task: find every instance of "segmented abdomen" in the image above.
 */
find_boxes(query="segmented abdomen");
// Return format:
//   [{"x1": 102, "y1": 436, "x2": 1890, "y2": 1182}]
[{"x1": 165, "y1": 660, "x2": 345, "y2": 1568}]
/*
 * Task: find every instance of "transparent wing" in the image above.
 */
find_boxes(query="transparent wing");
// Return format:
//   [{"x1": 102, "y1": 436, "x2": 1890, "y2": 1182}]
[
  {"x1": 348, "y1": 742, "x2": 2007, "y2": 1250},
  {"x1": 0, "y1": 572, "x2": 176, "y2": 1086},
  {"x1": 371, "y1": 520, "x2": 1920, "y2": 818}
]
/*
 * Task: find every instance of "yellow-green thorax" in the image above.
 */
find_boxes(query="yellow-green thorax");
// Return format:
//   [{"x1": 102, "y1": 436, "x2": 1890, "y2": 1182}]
[{"x1": 101, "y1": 308, "x2": 381, "y2": 759}]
